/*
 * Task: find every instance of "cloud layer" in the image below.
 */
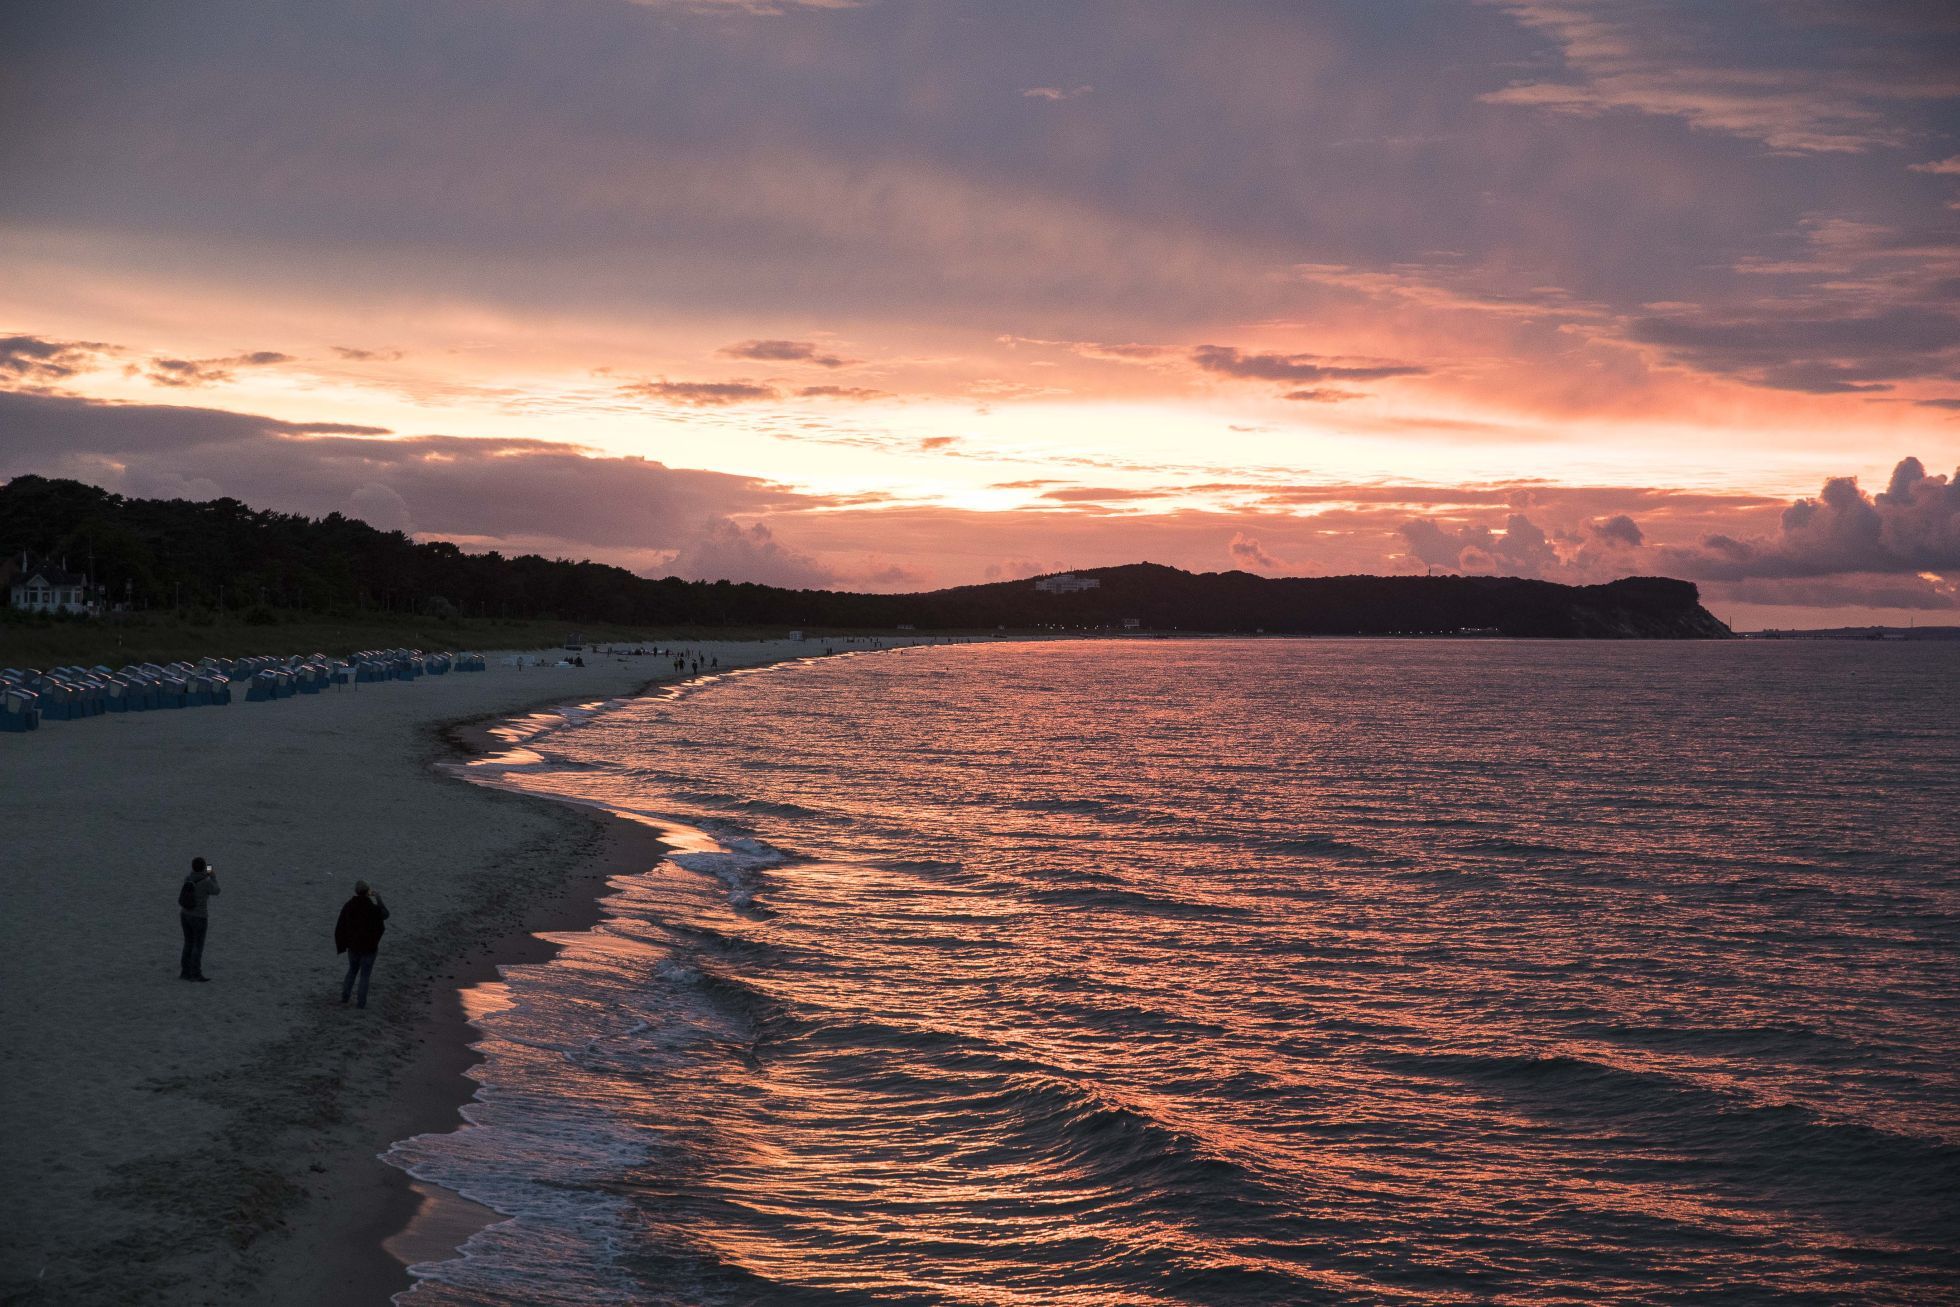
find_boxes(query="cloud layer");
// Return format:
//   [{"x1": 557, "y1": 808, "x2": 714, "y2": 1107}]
[
  {"x1": 2, "y1": 1, "x2": 1957, "y2": 619},
  {"x1": 718, "y1": 338, "x2": 853, "y2": 369},
  {"x1": 0, "y1": 389, "x2": 805, "y2": 557},
  {"x1": 4, "y1": 376, "x2": 1953, "y2": 623},
  {"x1": 1663, "y1": 457, "x2": 1960, "y2": 580},
  {"x1": 1395, "y1": 457, "x2": 1960, "y2": 615}
]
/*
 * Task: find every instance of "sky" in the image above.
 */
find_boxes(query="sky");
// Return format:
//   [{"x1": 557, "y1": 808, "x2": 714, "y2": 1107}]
[{"x1": 2, "y1": 0, "x2": 1958, "y2": 629}]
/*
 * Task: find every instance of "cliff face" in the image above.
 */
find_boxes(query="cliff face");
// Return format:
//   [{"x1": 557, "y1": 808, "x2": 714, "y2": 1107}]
[{"x1": 1552, "y1": 578, "x2": 1735, "y2": 639}]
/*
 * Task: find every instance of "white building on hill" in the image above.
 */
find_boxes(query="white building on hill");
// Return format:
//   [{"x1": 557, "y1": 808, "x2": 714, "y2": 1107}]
[
  {"x1": 7, "y1": 555, "x2": 95, "y2": 615},
  {"x1": 1035, "y1": 573, "x2": 1100, "y2": 594}
]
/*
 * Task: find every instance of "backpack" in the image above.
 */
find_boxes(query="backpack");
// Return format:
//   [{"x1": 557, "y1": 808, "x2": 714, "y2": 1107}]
[{"x1": 178, "y1": 879, "x2": 196, "y2": 911}]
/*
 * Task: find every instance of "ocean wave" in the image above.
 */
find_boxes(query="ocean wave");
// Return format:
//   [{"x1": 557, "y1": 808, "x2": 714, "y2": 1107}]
[
  {"x1": 1026, "y1": 884, "x2": 1245, "y2": 919},
  {"x1": 1369, "y1": 1048, "x2": 1960, "y2": 1237},
  {"x1": 665, "y1": 836, "x2": 786, "y2": 910},
  {"x1": 405, "y1": 638, "x2": 1960, "y2": 1304},
  {"x1": 387, "y1": 1102, "x2": 649, "y2": 1305},
  {"x1": 1449, "y1": 836, "x2": 1577, "y2": 855},
  {"x1": 1254, "y1": 835, "x2": 1383, "y2": 859}
]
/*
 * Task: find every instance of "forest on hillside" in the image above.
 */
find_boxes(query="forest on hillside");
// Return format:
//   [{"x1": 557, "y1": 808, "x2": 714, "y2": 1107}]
[{"x1": 0, "y1": 476, "x2": 1730, "y2": 637}]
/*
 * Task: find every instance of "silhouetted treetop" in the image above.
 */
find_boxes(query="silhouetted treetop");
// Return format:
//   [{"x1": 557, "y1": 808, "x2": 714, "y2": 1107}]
[{"x1": 0, "y1": 477, "x2": 1731, "y2": 637}]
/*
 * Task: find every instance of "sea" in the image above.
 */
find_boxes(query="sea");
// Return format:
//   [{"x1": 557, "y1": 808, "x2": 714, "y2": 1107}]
[{"x1": 386, "y1": 639, "x2": 1960, "y2": 1305}]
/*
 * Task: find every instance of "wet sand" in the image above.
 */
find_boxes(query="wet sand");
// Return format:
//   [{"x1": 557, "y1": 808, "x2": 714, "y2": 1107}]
[{"x1": 250, "y1": 809, "x2": 671, "y2": 1307}]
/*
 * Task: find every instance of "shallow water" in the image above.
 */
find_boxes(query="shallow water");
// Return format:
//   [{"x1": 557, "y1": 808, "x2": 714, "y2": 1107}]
[{"x1": 389, "y1": 640, "x2": 1960, "y2": 1304}]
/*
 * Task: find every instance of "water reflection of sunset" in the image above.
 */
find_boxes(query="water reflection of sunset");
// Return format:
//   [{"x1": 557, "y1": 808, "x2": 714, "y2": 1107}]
[{"x1": 381, "y1": 641, "x2": 1960, "y2": 1304}]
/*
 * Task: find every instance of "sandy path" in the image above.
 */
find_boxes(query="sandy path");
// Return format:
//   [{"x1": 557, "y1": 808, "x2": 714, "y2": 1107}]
[{"x1": 0, "y1": 639, "x2": 874, "y2": 1305}]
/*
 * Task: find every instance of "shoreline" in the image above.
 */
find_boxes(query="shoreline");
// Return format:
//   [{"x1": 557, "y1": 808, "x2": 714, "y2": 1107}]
[
  {"x1": 253, "y1": 801, "x2": 672, "y2": 1307},
  {"x1": 0, "y1": 636, "x2": 971, "y2": 1306},
  {"x1": 253, "y1": 663, "x2": 779, "y2": 1305},
  {"x1": 260, "y1": 650, "x2": 924, "y2": 1303}
]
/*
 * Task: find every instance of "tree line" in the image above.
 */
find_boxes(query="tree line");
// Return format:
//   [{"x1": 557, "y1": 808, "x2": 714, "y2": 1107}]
[{"x1": 0, "y1": 475, "x2": 1729, "y2": 637}]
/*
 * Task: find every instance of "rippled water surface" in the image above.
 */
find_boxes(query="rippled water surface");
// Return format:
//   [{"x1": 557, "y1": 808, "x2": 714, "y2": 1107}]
[{"x1": 392, "y1": 640, "x2": 1960, "y2": 1305}]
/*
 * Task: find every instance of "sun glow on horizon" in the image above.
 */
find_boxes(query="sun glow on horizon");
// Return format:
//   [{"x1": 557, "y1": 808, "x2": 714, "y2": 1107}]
[{"x1": 2, "y1": 0, "x2": 1956, "y2": 618}]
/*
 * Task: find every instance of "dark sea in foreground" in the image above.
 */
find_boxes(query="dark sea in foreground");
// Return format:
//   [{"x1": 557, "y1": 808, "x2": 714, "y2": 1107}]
[{"x1": 389, "y1": 640, "x2": 1960, "y2": 1305}]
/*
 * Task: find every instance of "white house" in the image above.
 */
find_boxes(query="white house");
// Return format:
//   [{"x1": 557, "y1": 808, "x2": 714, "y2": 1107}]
[
  {"x1": 1034, "y1": 573, "x2": 1100, "y2": 594},
  {"x1": 7, "y1": 555, "x2": 94, "y2": 615}
]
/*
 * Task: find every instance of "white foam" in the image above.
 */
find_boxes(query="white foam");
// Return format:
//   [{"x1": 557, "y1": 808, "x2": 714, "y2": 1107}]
[
  {"x1": 655, "y1": 958, "x2": 701, "y2": 986},
  {"x1": 667, "y1": 835, "x2": 786, "y2": 908}
]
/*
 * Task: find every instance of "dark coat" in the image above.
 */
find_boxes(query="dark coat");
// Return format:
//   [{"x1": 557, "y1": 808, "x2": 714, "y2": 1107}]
[{"x1": 335, "y1": 893, "x2": 390, "y2": 955}]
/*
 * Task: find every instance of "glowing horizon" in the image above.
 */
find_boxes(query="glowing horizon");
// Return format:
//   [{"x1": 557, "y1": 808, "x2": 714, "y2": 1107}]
[{"x1": 2, "y1": 0, "x2": 1957, "y2": 628}]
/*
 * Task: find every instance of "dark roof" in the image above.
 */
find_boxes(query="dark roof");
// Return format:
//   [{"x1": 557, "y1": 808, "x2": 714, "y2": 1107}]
[{"x1": 12, "y1": 557, "x2": 86, "y2": 586}]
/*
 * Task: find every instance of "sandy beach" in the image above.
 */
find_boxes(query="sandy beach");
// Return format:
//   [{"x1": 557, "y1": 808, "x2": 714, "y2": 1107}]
[{"x1": 0, "y1": 638, "x2": 887, "y2": 1306}]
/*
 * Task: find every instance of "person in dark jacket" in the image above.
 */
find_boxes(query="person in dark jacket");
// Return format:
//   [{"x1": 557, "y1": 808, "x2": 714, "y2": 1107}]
[
  {"x1": 179, "y1": 856, "x2": 219, "y2": 981},
  {"x1": 334, "y1": 880, "x2": 390, "y2": 1008}
]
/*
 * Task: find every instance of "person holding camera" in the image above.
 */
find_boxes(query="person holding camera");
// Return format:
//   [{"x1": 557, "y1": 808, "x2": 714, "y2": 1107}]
[{"x1": 177, "y1": 856, "x2": 219, "y2": 981}]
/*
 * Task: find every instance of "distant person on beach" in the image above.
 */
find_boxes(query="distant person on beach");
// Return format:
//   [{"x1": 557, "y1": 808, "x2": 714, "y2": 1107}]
[
  {"x1": 334, "y1": 881, "x2": 391, "y2": 1009},
  {"x1": 178, "y1": 856, "x2": 219, "y2": 981}
]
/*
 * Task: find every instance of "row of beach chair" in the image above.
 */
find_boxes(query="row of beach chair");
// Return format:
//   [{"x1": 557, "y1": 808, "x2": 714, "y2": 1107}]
[{"x1": 0, "y1": 649, "x2": 487, "y2": 732}]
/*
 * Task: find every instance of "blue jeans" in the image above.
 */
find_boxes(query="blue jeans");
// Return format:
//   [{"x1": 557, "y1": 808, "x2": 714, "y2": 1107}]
[
  {"x1": 342, "y1": 950, "x2": 377, "y2": 1006},
  {"x1": 179, "y1": 912, "x2": 208, "y2": 978}
]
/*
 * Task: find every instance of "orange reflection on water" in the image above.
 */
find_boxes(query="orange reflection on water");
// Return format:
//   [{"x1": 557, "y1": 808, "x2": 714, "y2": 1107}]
[{"x1": 404, "y1": 640, "x2": 1960, "y2": 1304}]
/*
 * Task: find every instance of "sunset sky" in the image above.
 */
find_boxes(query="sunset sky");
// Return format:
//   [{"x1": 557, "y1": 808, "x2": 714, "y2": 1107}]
[{"x1": 3, "y1": 0, "x2": 1958, "y2": 627}]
